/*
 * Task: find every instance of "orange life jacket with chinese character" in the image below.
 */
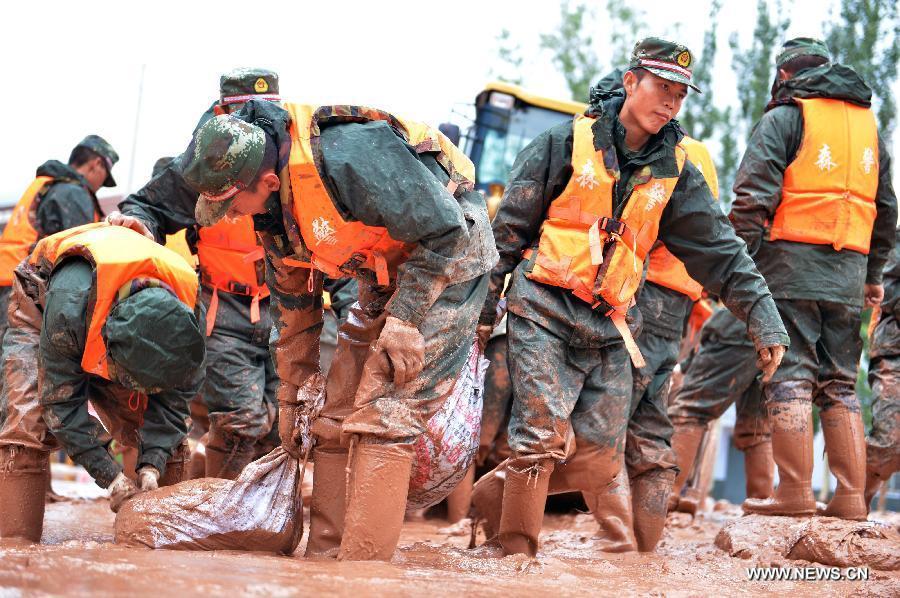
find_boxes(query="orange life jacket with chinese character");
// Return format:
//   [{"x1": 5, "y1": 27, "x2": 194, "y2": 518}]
[
  {"x1": 282, "y1": 103, "x2": 475, "y2": 286},
  {"x1": 28, "y1": 222, "x2": 199, "y2": 380},
  {"x1": 523, "y1": 113, "x2": 686, "y2": 366},
  {"x1": 195, "y1": 216, "x2": 268, "y2": 334},
  {"x1": 645, "y1": 136, "x2": 719, "y2": 301},
  {"x1": 0, "y1": 176, "x2": 102, "y2": 287},
  {"x1": 769, "y1": 97, "x2": 879, "y2": 254}
]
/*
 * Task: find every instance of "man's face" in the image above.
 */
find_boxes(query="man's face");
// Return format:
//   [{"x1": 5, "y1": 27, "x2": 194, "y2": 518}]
[
  {"x1": 82, "y1": 156, "x2": 109, "y2": 192},
  {"x1": 622, "y1": 71, "x2": 688, "y2": 135},
  {"x1": 225, "y1": 170, "x2": 279, "y2": 220}
]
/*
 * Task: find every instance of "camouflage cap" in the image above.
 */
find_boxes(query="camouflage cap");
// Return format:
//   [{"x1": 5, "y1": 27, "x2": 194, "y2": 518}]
[
  {"x1": 183, "y1": 115, "x2": 266, "y2": 227},
  {"x1": 629, "y1": 37, "x2": 701, "y2": 93},
  {"x1": 220, "y1": 68, "x2": 280, "y2": 107},
  {"x1": 76, "y1": 135, "x2": 119, "y2": 187},
  {"x1": 776, "y1": 37, "x2": 831, "y2": 69}
]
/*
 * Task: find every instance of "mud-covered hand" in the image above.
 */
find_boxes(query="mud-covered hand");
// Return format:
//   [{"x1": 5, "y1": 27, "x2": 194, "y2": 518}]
[
  {"x1": 376, "y1": 316, "x2": 425, "y2": 387},
  {"x1": 756, "y1": 344, "x2": 786, "y2": 383},
  {"x1": 136, "y1": 466, "x2": 160, "y2": 492},
  {"x1": 108, "y1": 472, "x2": 141, "y2": 513},
  {"x1": 476, "y1": 324, "x2": 493, "y2": 352},
  {"x1": 105, "y1": 211, "x2": 154, "y2": 240},
  {"x1": 277, "y1": 382, "x2": 302, "y2": 459},
  {"x1": 864, "y1": 283, "x2": 884, "y2": 308}
]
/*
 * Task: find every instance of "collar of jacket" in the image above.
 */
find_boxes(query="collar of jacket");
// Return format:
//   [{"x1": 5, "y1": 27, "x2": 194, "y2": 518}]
[
  {"x1": 766, "y1": 63, "x2": 873, "y2": 113},
  {"x1": 35, "y1": 159, "x2": 93, "y2": 193},
  {"x1": 589, "y1": 96, "x2": 683, "y2": 180}
]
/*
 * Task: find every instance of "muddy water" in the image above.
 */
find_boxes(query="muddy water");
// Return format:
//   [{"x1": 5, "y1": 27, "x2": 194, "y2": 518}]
[{"x1": 1, "y1": 499, "x2": 898, "y2": 596}]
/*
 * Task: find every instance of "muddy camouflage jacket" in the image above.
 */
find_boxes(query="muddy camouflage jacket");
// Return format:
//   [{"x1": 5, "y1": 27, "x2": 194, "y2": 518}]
[
  {"x1": 38, "y1": 260, "x2": 200, "y2": 486},
  {"x1": 33, "y1": 160, "x2": 100, "y2": 236},
  {"x1": 729, "y1": 64, "x2": 897, "y2": 306},
  {"x1": 481, "y1": 95, "x2": 788, "y2": 351}
]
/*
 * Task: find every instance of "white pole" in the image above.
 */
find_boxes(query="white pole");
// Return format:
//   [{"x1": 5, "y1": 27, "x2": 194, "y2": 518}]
[{"x1": 126, "y1": 64, "x2": 146, "y2": 193}]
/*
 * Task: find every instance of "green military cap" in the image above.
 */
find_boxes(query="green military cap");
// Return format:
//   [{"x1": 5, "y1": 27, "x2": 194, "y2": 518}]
[
  {"x1": 76, "y1": 134, "x2": 119, "y2": 187},
  {"x1": 184, "y1": 115, "x2": 266, "y2": 227},
  {"x1": 629, "y1": 37, "x2": 701, "y2": 93},
  {"x1": 105, "y1": 287, "x2": 205, "y2": 393},
  {"x1": 220, "y1": 67, "x2": 280, "y2": 107},
  {"x1": 776, "y1": 37, "x2": 831, "y2": 69}
]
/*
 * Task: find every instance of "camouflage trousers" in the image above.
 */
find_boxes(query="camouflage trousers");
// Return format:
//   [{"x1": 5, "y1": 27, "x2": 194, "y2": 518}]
[
  {"x1": 315, "y1": 274, "x2": 488, "y2": 450},
  {"x1": 627, "y1": 331, "x2": 680, "y2": 477},
  {"x1": 867, "y1": 314, "x2": 900, "y2": 479},
  {"x1": 668, "y1": 308, "x2": 770, "y2": 451},
  {"x1": 506, "y1": 312, "x2": 631, "y2": 477},
  {"x1": 199, "y1": 286, "x2": 278, "y2": 443},
  {"x1": 770, "y1": 298, "x2": 863, "y2": 412}
]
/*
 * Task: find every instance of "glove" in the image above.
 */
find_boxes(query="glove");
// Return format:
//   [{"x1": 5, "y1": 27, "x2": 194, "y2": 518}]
[
  {"x1": 137, "y1": 466, "x2": 160, "y2": 491},
  {"x1": 108, "y1": 472, "x2": 140, "y2": 513},
  {"x1": 277, "y1": 382, "x2": 302, "y2": 459},
  {"x1": 105, "y1": 211, "x2": 154, "y2": 240},
  {"x1": 375, "y1": 316, "x2": 425, "y2": 387}
]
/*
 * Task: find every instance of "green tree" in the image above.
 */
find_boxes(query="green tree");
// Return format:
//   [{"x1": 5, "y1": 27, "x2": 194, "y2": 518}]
[
  {"x1": 491, "y1": 28, "x2": 524, "y2": 86},
  {"x1": 678, "y1": 0, "x2": 724, "y2": 142},
  {"x1": 824, "y1": 0, "x2": 900, "y2": 137}
]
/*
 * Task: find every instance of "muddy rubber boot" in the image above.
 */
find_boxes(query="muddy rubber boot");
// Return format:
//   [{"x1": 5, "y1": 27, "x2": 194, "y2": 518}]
[
  {"x1": 305, "y1": 449, "x2": 348, "y2": 558},
  {"x1": 471, "y1": 463, "x2": 507, "y2": 543},
  {"x1": 864, "y1": 468, "x2": 883, "y2": 513},
  {"x1": 159, "y1": 443, "x2": 190, "y2": 487},
  {"x1": 667, "y1": 423, "x2": 706, "y2": 511},
  {"x1": 743, "y1": 441, "x2": 775, "y2": 500},
  {"x1": 817, "y1": 405, "x2": 867, "y2": 521},
  {"x1": 445, "y1": 465, "x2": 475, "y2": 523},
  {"x1": 338, "y1": 442, "x2": 413, "y2": 561},
  {"x1": 205, "y1": 428, "x2": 257, "y2": 480},
  {"x1": 582, "y1": 467, "x2": 637, "y2": 552},
  {"x1": 188, "y1": 445, "x2": 207, "y2": 480},
  {"x1": 0, "y1": 446, "x2": 49, "y2": 543},
  {"x1": 631, "y1": 469, "x2": 676, "y2": 553},
  {"x1": 498, "y1": 459, "x2": 553, "y2": 557},
  {"x1": 743, "y1": 397, "x2": 815, "y2": 516}
]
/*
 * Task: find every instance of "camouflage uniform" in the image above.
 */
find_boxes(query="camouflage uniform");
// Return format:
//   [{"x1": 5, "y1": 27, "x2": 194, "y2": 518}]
[
  {"x1": 119, "y1": 69, "x2": 281, "y2": 476},
  {"x1": 866, "y1": 231, "x2": 900, "y2": 499}
]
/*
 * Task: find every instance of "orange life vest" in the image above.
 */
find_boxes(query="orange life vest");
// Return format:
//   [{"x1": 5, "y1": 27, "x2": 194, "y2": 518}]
[
  {"x1": 645, "y1": 136, "x2": 719, "y2": 301},
  {"x1": 524, "y1": 113, "x2": 686, "y2": 366},
  {"x1": 28, "y1": 222, "x2": 199, "y2": 380},
  {"x1": 195, "y1": 216, "x2": 269, "y2": 334},
  {"x1": 770, "y1": 97, "x2": 879, "y2": 254},
  {"x1": 0, "y1": 176, "x2": 53, "y2": 286},
  {"x1": 282, "y1": 103, "x2": 475, "y2": 286}
]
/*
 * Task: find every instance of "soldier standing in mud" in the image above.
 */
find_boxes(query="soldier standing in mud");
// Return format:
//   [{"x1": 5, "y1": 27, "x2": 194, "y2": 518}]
[
  {"x1": 471, "y1": 38, "x2": 788, "y2": 558},
  {"x1": 176, "y1": 99, "x2": 496, "y2": 561},
  {"x1": 865, "y1": 229, "x2": 900, "y2": 509},
  {"x1": 665, "y1": 307, "x2": 774, "y2": 512},
  {"x1": 731, "y1": 38, "x2": 897, "y2": 521},
  {"x1": 0, "y1": 223, "x2": 205, "y2": 543},
  {"x1": 0, "y1": 136, "x2": 119, "y2": 352}
]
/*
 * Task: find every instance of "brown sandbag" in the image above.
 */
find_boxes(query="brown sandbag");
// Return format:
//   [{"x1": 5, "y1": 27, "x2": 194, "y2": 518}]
[
  {"x1": 786, "y1": 518, "x2": 900, "y2": 571},
  {"x1": 113, "y1": 448, "x2": 302, "y2": 554}
]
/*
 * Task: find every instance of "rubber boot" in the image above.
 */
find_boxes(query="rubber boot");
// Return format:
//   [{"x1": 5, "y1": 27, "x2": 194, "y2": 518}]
[
  {"x1": 743, "y1": 441, "x2": 775, "y2": 500},
  {"x1": 666, "y1": 423, "x2": 706, "y2": 511},
  {"x1": 743, "y1": 396, "x2": 815, "y2": 516},
  {"x1": 338, "y1": 442, "x2": 413, "y2": 561},
  {"x1": 205, "y1": 427, "x2": 257, "y2": 480},
  {"x1": 471, "y1": 463, "x2": 507, "y2": 543},
  {"x1": 0, "y1": 445, "x2": 49, "y2": 543},
  {"x1": 188, "y1": 445, "x2": 206, "y2": 480},
  {"x1": 582, "y1": 467, "x2": 637, "y2": 552},
  {"x1": 159, "y1": 443, "x2": 190, "y2": 487},
  {"x1": 817, "y1": 404, "x2": 867, "y2": 521},
  {"x1": 305, "y1": 448, "x2": 348, "y2": 558},
  {"x1": 631, "y1": 469, "x2": 676, "y2": 552},
  {"x1": 445, "y1": 465, "x2": 475, "y2": 523},
  {"x1": 498, "y1": 458, "x2": 553, "y2": 557},
  {"x1": 864, "y1": 468, "x2": 883, "y2": 513}
]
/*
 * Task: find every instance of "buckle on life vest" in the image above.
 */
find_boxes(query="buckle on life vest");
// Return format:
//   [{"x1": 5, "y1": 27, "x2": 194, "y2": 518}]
[
  {"x1": 597, "y1": 217, "x2": 627, "y2": 237},
  {"x1": 227, "y1": 281, "x2": 251, "y2": 295}
]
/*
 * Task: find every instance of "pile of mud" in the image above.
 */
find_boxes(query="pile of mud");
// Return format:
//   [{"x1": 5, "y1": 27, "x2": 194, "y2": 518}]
[{"x1": 716, "y1": 514, "x2": 900, "y2": 571}]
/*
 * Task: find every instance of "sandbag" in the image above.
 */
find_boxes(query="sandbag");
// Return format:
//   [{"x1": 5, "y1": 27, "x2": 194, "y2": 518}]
[
  {"x1": 114, "y1": 447, "x2": 303, "y2": 553},
  {"x1": 787, "y1": 518, "x2": 900, "y2": 571},
  {"x1": 406, "y1": 343, "x2": 488, "y2": 511}
]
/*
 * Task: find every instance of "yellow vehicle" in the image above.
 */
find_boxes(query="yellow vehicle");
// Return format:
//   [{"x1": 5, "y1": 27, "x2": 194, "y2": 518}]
[{"x1": 441, "y1": 81, "x2": 587, "y2": 216}]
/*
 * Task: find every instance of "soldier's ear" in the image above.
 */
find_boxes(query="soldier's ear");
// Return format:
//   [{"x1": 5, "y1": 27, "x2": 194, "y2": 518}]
[
  {"x1": 622, "y1": 70, "x2": 637, "y2": 96},
  {"x1": 261, "y1": 170, "x2": 281, "y2": 192}
]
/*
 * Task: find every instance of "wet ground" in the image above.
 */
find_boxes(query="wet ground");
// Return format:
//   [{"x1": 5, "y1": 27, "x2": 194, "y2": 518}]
[{"x1": 3, "y1": 488, "x2": 899, "y2": 597}]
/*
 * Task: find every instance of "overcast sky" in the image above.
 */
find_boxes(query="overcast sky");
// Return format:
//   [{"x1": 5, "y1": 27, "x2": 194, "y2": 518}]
[{"x1": 1, "y1": 0, "x2": 896, "y2": 202}]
